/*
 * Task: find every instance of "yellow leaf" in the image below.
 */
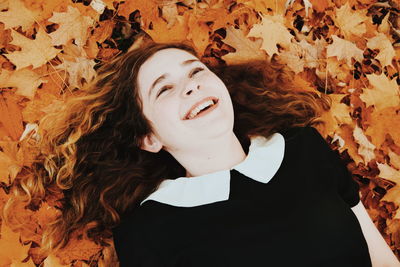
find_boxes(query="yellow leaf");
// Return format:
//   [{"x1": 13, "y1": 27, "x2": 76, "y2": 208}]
[
  {"x1": 360, "y1": 73, "x2": 400, "y2": 110},
  {"x1": 0, "y1": 0, "x2": 39, "y2": 31},
  {"x1": 0, "y1": 68, "x2": 47, "y2": 99},
  {"x1": 367, "y1": 33, "x2": 395, "y2": 68},
  {"x1": 247, "y1": 14, "x2": 293, "y2": 57},
  {"x1": 48, "y1": 6, "x2": 94, "y2": 47},
  {"x1": 221, "y1": 25, "x2": 266, "y2": 64},
  {"x1": 326, "y1": 35, "x2": 364, "y2": 67},
  {"x1": 334, "y1": 2, "x2": 367, "y2": 39},
  {"x1": 4, "y1": 28, "x2": 60, "y2": 70}
]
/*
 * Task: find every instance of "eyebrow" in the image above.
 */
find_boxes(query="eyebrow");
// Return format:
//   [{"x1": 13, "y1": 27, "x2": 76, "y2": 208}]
[{"x1": 148, "y1": 59, "x2": 201, "y2": 98}]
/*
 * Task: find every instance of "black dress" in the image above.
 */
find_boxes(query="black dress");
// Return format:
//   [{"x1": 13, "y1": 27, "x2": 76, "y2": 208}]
[{"x1": 112, "y1": 126, "x2": 372, "y2": 267}]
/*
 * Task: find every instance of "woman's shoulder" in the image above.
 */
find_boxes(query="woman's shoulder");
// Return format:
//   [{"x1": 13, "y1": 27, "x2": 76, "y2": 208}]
[{"x1": 278, "y1": 125, "x2": 315, "y2": 141}]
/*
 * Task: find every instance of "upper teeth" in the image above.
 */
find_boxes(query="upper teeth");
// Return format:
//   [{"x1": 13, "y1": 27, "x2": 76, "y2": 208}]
[{"x1": 187, "y1": 100, "x2": 214, "y2": 119}]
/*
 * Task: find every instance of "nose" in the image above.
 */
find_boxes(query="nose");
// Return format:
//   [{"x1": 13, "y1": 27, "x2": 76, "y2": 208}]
[{"x1": 183, "y1": 82, "x2": 200, "y2": 96}]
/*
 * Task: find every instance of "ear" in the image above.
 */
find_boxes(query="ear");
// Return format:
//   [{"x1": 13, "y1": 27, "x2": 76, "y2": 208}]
[{"x1": 140, "y1": 134, "x2": 163, "y2": 153}]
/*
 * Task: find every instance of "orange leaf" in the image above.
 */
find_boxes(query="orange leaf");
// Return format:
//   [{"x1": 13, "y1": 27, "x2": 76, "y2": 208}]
[{"x1": 0, "y1": 91, "x2": 24, "y2": 141}]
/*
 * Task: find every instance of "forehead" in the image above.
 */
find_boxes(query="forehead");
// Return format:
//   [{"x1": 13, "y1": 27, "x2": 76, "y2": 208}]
[{"x1": 137, "y1": 48, "x2": 199, "y2": 90}]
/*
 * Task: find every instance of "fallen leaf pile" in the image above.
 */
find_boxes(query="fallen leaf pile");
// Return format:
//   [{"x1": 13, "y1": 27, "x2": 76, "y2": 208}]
[{"x1": 0, "y1": 0, "x2": 399, "y2": 266}]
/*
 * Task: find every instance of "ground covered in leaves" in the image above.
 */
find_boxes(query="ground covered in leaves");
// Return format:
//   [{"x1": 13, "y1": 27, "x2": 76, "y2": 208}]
[{"x1": 0, "y1": 0, "x2": 399, "y2": 266}]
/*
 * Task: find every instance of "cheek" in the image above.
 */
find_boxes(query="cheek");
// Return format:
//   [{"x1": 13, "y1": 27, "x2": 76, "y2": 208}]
[{"x1": 153, "y1": 99, "x2": 179, "y2": 123}]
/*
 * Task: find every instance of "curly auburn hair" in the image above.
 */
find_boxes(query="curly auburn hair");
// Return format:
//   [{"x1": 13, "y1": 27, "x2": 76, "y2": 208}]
[{"x1": 2, "y1": 41, "x2": 331, "y2": 255}]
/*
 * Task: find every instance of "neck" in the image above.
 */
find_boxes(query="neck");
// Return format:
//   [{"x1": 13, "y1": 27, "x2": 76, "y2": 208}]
[{"x1": 170, "y1": 132, "x2": 247, "y2": 178}]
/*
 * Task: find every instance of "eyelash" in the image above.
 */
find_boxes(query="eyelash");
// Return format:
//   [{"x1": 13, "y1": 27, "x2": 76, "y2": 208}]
[{"x1": 157, "y1": 67, "x2": 204, "y2": 97}]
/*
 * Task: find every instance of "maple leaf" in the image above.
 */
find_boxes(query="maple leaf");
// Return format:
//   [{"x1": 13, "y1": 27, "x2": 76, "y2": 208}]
[
  {"x1": 22, "y1": 0, "x2": 69, "y2": 22},
  {"x1": 247, "y1": 14, "x2": 293, "y2": 57},
  {"x1": 367, "y1": 33, "x2": 395, "y2": 68},
  {"x1": 43, "y1": 254, "x2": 70, "y2": 267},
  {"x1": 0, "y1": 91, "x2": 24, "y2": 141},
  {"x1": 0, "y1": 68, "x2": 47, "y2": 99},
  {"x1": 0, "y1": 145, "x2": 22, "y2": 184},
  {"x1": 0, "y1": 0, "x2": 39, "y2": 32},
  {"x1": 360, "y1": 73, "x2": 400, "y2": 110},
  {"x1": 236, "y1": 0, "x2": 287, "y2": 14},
  {"x1": 334, "y1": 2, "x2": 367, "y2": 39},
  {"x1": 353, "y1": 125, "x2": 376, "y2": 165},
  {"x1": 4, "y1": 28, "x2": 60, "y2": 70},
  {"x1": 22, "y1": 91, "x2": 64, "y2": 123},
  {"x1": 326, "y1": 35, "x2": 364, "y2": 67},
  {"x1": 48, "y1": 6, "x2": 94, "y2": 47},
  {"x1": 377, "y1": 163, "x2": 400, "y2": 184},
  {"x1": 388, "y1": 149, "x2": 400, "y2": 170},
  {"x1": 279, "y1": 39, "x2": 318, "y2": 74},
  {"x1": 221, "y1": 25, "x2": 266, "y2": 64},
  {"x1": 55, "y1": 57, "x2": 96, "y2": 89},
  {"x1": 365, "y1": 106, "x2": 400, "y2": 149},
  {"x1": 382, "y1": 186, "x2": 400, "y2": 219},
  {"x1": 0, "y1": 223, "x2": 31, "y2": 266}
]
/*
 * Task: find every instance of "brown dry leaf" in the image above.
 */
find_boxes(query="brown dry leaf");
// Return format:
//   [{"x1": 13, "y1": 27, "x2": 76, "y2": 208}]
[
  {"x1": 4, "y1": 28, "x2": 60, "y2": 70},
  {"x1": 326, "y1": 35, "x2": 364, "y2": 67},
  {"x1": 367, "y1": 32, "x2": 395, "y2": 68},
  {"x1": 148, "y1": 13, "x2": 190, "y2": 44},
  {"x1": 279, "y1": 39, "x2": 318, "y2": 74},
  {"x1": 0, "y1": 68, "x2": 47, "y2": 99},
  {"x1": 55, "y1": 57, "x2": 96, "y2": 89},
  {"x1": 0, "y1": 0, "x2": 39, "y2": 31},
  {"x1": 236, "y1": 0, "x2": 287, "y2": 14},
  {"x1": 48, "y1": 6, "x2": 95, "y2": 47},
  {"x1": 365, "y1": 106, "x2": 400, "y2": 149},
  {"x1": 378, "y1": 12, "x2": 390, "y2": 34},
  {"x1": 35, "y1": 202, "x2": 60, "y2": 232},
  {"x1": 379, "y1": 164, "x2": 400, "y2": 219},
  {"x1": 0, "y1": 91, "x2": 24, "y2": 141},
  {"x1": 22, "y1": 91, "x2": 64, "y2": 123},
  {"x1": 43, "y1": 253, "x2": 70, "y2": 267},
  {"x1": 377, "y1": 163, "x2": 400, "y2": 184},
  {"x1": 90, "y1": 20, "x2": 114, "y2": 44},
  {"x1": 54, "y1": 233, "x2": 102, "y2": 265},
  {"x1": 383, "y1": 187, "x2": 400, "y2": 219},
  {"x1": 22, "y1": 0, "x2": 69, "y2": 22},
  {"x1": 334, "y1": 2, "x2": 368, "y2": 39},
  {"x1": 221, "y1": 25, "x2": 266, "y2": 65},
  {"x1": 388, "y1": 149, "x2": 400, "y2": 170},
  {"x1": 309, "y1": 0, "x2": 330, "y2": 13},
  {"x1": 0, "y1": 143, "x2": 22, "y2": 184},
  {"x1": 0, "y1": 223, "x2": 32, "y2": 266},
  {"x1": 353, "y1": 125, "x2": 376, "y2": 165},
  {"x1": 326, "y1": 57, "x2": 351, "y2": 83},
  {"x1": 337, "y1": 124, "x2": 364, "y2": 165},
  {"x1": 318, "y1": 94, "x2": 353, "y2": 136},
  {"x1": 360, "y1": 73, "x2": 400, "y2": 110},
  {"x1": 247, "y1": 14, "x2": 293, "y2": 57},
  {"x1": 11, "y1": 257, "x2": 36, "y2": 266}
]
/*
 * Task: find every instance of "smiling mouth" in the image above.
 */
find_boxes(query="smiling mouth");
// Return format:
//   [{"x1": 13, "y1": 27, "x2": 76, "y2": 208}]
[{"x1": 184, "y1": 97, "x2": 219, "y2": 120}]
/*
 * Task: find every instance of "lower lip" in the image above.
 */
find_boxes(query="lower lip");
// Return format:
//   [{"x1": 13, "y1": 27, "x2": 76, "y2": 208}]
[{"x1": 186, "y1": 101, "x2": 219, "y2": 120}]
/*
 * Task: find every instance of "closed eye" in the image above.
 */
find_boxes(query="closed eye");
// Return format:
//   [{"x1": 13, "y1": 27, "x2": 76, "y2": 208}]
[{"x1": 156, "y1": 67, "x2": 205, "y2": 98}]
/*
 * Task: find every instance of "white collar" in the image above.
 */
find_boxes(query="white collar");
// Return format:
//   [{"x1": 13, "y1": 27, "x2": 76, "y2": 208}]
[{"x1": 140, "y1": 132, "x2": 285, "y2": 207}]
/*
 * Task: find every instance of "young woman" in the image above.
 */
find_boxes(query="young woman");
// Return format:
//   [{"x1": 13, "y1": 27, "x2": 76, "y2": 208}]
[{"x1": 4, "y1": 42, "x2": 399, "y2": 266}]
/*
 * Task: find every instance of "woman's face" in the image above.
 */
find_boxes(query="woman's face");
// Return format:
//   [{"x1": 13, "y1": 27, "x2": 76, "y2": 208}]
[{"x1": 137, "y1": 48, "x2": 234, "y2": 153}]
